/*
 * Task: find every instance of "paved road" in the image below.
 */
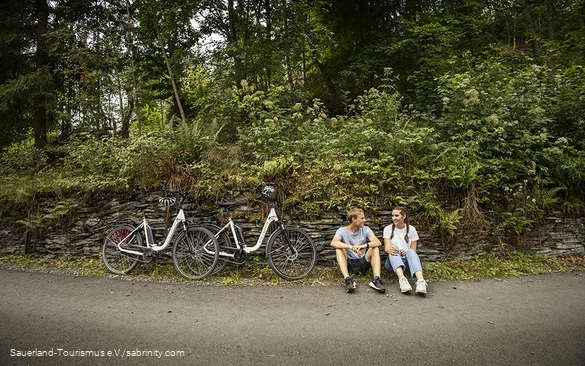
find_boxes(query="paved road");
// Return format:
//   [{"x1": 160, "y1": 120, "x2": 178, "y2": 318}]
[{"x1": 1, "y1": 268, "x2": 584, "y2": 366}]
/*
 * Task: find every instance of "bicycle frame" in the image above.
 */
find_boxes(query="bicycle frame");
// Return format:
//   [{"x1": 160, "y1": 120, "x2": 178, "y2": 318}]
[
  {"x1": 116, "y1": 209, "x2": 187, "y2": 256},
  {"x1": 214, "y1": 205, "x2": 280, "y2": 259}
]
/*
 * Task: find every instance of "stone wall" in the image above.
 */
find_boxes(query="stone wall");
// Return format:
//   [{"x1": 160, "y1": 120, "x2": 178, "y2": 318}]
[{"x1": 0, "y1": 193, "x2": 583, "y2": 264}]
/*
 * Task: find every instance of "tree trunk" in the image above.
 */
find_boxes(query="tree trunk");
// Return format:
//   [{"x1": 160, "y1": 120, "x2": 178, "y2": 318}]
[
  {"x1": 158, "y1": 33, "x2": 187, "y2": 124},
  {"x1": 228, "y1": 0, "x2": 244, "y2": 89},
  {"x1": 521, "y1": 0, "x2": 541, "y2": 56},
  {"x1": 126, "y1": 1, "x2": 138, "y2": 138},
  {"x1": 547, "y1": 0, "x2": 556, "y2": 40},
  {"x1": 120, "y1": 91, "x2": 134, "y2": 138},
  {"x1": 265, "y1": 0, "x2": 272, "y2": 89},
  {"x1": 33, "y1": 0, "x2": 49, "y2": 149}
]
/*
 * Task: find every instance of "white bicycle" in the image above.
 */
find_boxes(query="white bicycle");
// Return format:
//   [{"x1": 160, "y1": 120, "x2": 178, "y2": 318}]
[
  {"x1": 101, "y1": 191, "x2": 219, "y2": 280},
  {"x1": 201, "y1": 183, "x2": 317, "y2": 281}
]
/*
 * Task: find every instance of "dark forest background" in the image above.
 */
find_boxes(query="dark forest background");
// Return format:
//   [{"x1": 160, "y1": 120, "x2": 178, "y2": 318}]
[{"x1": 1, "y1": 0, "x2": 584, "y2": 248}]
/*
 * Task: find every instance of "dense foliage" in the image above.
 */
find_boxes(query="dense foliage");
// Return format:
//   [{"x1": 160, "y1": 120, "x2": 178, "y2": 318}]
[{"x1": 1, "y1": 0, "x2": 584, "y2": 248}]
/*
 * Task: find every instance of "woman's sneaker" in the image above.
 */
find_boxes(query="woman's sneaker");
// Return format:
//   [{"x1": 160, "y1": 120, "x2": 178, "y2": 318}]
[
  {"x1": 416, "y1": 279, "x2": 428, "y2": 294},
  {"x1": 344, "y1": 277, "x2": 357, "y2": 293},
  {"x1": 399, "y1": 277, "x2": 412, "y2": 293}
]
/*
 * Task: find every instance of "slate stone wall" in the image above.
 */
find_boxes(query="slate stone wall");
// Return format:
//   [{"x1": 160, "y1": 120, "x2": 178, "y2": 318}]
[{"x1": 0, "y1": 193, "x2": 583, "y2": 264}]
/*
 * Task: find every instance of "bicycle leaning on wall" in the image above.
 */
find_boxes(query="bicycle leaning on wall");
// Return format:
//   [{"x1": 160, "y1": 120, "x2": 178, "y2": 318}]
[
  {"x1": 199, "y1": 182, "x2": 317, "y2": 281},
  {"x1": 101, "y1": 191, "x2": 219, "y2": 280}
]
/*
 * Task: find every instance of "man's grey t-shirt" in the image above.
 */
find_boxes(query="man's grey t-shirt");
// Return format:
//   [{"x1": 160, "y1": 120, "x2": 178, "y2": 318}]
[{"x1": 334, "y1": 226, "x2": 374, "y2": 260}]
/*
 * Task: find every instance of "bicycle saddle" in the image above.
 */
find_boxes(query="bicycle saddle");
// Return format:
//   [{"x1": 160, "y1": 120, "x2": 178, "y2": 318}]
[{"x1": 217, "y1": 201, "x2": 234, "y2": 208}]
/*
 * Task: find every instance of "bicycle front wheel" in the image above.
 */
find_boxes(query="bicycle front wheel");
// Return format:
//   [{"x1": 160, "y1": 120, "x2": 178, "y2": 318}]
[
  {"x1": 203, "y1": 224, "x2": 233, "y2": 275},
  {"x1": 266, "y1": 226, "x2": 316, "y2": 281},
  {"x1": 172, "y1": 226, "x2": 219, "y2": 280},
  {"x1": 102, "y1": 224, "x2": 141, "y2": 274}
]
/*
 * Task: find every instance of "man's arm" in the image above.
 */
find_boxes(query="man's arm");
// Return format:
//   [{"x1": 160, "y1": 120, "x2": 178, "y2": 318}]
[
  {"x1": 331, "y1": 236, "x2": 364, "y2": 255},
  {"x1": 367, "y1": 234, "x2": 381, "y2": 248},
  {"x1": 330, "y1": 236, "x2": 352, "y2": 250}
]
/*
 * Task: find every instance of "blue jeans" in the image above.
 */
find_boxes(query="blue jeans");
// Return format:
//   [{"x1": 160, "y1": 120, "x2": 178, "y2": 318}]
[{"x1": 384, "y1": 249, "x2": 423, "y2": 279}]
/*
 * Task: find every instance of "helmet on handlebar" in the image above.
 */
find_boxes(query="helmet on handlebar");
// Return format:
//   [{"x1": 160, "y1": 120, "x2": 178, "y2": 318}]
[
  {"x1": 261, "y1": 183, "x2": 278, "y2": 203},
  {"x1": 158, "y1": 196, "x2": 176, "y2": 207}
]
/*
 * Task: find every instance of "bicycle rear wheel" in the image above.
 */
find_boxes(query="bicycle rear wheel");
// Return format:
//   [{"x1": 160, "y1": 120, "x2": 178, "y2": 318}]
[
  {"x1": 172, "y1": 226, "x2": 219, "y2": 280},
  {"x1": 266, "y1": 226, "x2": 316, "y2": 281},
  {"x1": 102, "y1": 224, "x2": 141, "y2": 274}
]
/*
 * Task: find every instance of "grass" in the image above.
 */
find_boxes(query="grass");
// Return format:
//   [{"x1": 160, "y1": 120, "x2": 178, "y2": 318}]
[
  {"x1": 423, "y1": 252, "x2": 584, "y2": 281},
  {"x1": 0, "y1": 251, "x2": 583, "y2": 286}
]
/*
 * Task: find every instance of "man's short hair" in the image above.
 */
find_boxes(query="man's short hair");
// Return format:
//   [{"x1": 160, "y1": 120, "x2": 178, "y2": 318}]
[{"x1": 347, "y1": 208, "x2": 364, "y2": 223}]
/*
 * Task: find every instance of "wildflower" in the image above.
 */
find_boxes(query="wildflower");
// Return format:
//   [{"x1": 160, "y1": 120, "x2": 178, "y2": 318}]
[
  {"x1": 465, "y1": 88, "x2": 479, "y2": 99},
  {"x1": 529, "y1": 106, "x2": 545, "y2": 115},
  {"x1": 486, "y1": 114, "x2": 499, "y2": 125},
  {"x1": 463, "y1": 88, "x2": 480, "y2": 106},
  {"x1": 555, "y1": 137, "x2": 569, "y2": 146}
]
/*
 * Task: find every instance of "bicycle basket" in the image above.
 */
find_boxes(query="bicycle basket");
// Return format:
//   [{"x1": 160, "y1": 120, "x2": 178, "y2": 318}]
[
  {"x1": 158, "y1": 196, "x2": 176, "y2": 207},
  {"x1": 261, "y1": 183, "x2": 278, "y2": 203}
]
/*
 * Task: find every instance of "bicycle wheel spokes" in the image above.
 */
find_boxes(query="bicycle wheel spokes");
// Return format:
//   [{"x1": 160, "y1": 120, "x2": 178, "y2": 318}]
[
  {"x1": 172, "y1": 226, "x2": 219, "y2": 280},
  {"x1": 102, "y1": 224, "x2": 141, "y2": 275},
  {"x1": 267, "y1": 227, "x2": 316, "y2": 281}
]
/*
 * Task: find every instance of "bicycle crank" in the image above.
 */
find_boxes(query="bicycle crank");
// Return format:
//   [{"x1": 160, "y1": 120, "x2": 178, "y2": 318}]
[{"x1": 232, "y1": 249, "x2": 249, "y2": 264}]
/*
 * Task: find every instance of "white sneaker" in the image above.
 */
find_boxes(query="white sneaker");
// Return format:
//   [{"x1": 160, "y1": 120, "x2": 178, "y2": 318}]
[
  {"x1": 416, "y1": 279, "x2": 427, "y2": 294},
  {"x1": 399, "y1": 277, "x2": 412, "y2": 293}
]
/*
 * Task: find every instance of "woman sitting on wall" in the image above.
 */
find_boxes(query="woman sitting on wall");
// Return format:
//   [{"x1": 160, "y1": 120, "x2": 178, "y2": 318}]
[{"x1": 383, "y1": 207, "x2": 428, "y2": 294}]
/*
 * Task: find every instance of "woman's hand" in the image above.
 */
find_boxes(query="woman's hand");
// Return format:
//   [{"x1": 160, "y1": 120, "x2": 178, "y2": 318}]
[{"x1": 387, "y1": 246, "x2": 400, "y2": 256}]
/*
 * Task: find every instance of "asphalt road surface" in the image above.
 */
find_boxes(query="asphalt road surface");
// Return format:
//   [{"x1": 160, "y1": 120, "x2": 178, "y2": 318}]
[{"x1": 1, "y1": 268, "x2": 584, "y2": 366}]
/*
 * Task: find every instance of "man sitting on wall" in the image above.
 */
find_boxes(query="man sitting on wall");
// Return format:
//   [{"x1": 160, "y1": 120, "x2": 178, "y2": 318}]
[{"x1": 330, "y1": 207, "x2": 385, "y2": 294}]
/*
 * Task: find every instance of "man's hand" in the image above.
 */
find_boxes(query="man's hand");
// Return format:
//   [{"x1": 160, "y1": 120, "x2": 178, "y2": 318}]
[{"x1": 350, "y1": 245, "x2": 366, "y2": 257}]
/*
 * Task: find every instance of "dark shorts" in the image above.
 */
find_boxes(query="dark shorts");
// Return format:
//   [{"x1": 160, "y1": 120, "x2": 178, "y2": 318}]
[{"x1": 348, "y1": 256, "x2": 371, "y2": 274}]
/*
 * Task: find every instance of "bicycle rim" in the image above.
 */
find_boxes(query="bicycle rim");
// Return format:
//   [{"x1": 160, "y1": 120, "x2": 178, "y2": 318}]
[
  {"x1": 102, "y1": 224, "x2": 141, "y2": 274},
  {"x1": 266, "y1": 227, "x2": 316, "y2": 281},
  {"x1": 172, "y1": 226, "x2": 219, "y2": 280}
]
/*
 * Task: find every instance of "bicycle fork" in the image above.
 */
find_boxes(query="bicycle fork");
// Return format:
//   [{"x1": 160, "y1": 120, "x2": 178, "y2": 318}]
[{"x1": 278, "y1": 222, "x2": 298, "y2": 254}]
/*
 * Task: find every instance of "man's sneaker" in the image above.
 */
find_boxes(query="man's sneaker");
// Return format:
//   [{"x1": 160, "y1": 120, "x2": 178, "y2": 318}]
[
  {"x1": 344, "y1": 277, "x2": 357, "y2": 293},
  {"x1": 368, "y1": 279, "x2": 386, "y2": 293},
  {"x1": 416, "y1": 279, "x2": 428, "y2": 294},
  {"x1": 399, "y1": 277, "x2": 412, "y2": 293}
]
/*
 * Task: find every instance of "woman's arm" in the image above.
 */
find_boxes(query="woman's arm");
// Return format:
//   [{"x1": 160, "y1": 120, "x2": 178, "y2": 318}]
[
  {"x1": 384, "y1": 238, "x2": 399, "y2": 255},
  {"x1": 409, "y1": 240, "x2": 418, "y2": 252}
]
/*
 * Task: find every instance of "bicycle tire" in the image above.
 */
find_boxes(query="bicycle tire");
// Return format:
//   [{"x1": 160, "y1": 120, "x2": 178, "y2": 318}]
[
  {"x1": 102, "y1": 224, "x2": 141, "y2": 274},
  {"x1": 266, "y1": 226, "x2": 316, "y2": 281},
  {"x1": 203, "y1": 224, "x2": 232, "y2": 274},
  {"x1": 172, "y1": 226, "x2": 219, "y2": 280}
]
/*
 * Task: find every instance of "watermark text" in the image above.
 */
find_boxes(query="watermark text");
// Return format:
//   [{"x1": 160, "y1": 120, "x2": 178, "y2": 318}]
[{"x1": 10, "y1": 348, "x2": 185, "y2": 358}]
